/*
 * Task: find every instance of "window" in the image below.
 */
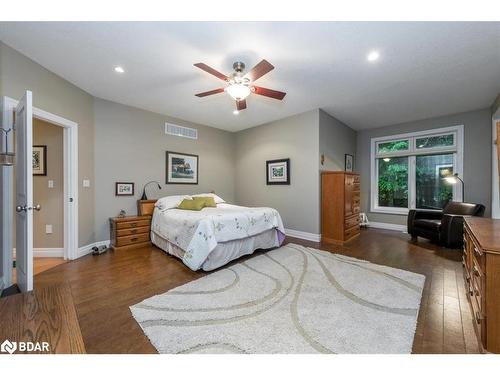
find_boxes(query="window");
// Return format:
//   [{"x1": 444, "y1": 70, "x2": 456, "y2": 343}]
[{"x1": 371, "y1": 126, "x2": 463, "y2": 214}]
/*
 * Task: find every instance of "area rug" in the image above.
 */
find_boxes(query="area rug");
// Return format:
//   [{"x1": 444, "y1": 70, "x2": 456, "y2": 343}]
[{"x1": 130, "y1": 243, "x2": 425, "y2": 354}]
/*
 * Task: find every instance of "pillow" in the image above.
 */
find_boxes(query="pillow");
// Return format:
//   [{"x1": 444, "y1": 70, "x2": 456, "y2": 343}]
[
  {"x1": 155, "y1": 195, "x2": 192, "y2": 211},
  {"x1": 191, "y1": 193, "x2": 225, "y2": 204},
  {"x1": 177, "y1": 197, "x2": 206, "y2": 211},
  {"x1": 195, "y1": 196, "x2": 216, "y2": 208}
]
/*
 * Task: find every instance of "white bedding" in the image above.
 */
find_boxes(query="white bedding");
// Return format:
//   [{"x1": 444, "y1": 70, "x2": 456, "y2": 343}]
[{"x1": 151, "y1": 203, "x2": 285, "y2": 271}]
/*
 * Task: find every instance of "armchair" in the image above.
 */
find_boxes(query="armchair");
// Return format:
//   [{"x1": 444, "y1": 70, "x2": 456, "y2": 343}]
[{"x1": 407, "y1": 201, "x2": 485, "y2": 248}]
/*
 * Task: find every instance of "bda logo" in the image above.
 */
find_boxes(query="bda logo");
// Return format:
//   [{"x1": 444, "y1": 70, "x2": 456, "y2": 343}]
[{"x1": 1, "y1": 339, "x2": 17, "y2": 354}]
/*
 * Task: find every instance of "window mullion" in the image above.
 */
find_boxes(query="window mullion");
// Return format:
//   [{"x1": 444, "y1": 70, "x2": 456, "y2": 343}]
[{"x1": 408, "y1": 156, "x2": 416, "y2": 209}]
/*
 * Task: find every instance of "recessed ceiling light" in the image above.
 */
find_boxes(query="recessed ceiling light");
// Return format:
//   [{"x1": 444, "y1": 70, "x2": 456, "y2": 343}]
[
  {"x1": 233, "y1": 110, "x2": 239, "y2": 115},
  {"x1": 367, "y1": 51, "x2": 380, "y2": 62},
  {"x1": 114, "y1": 66, "x2": 125, "y2": 73}
]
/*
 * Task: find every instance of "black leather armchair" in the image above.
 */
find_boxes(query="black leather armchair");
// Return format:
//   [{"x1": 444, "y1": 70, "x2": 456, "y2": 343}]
[{"x1": 407, "y1": 202, "x2": 485, "y2": 248}]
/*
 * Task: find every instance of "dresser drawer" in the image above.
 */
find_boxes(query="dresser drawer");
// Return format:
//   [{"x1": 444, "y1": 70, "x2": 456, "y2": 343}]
[
  {"x1": 116, "y1": 226, "x2": 150, "y2": 237},
  {"x1": 115, "y1": 219, "x2": 150, "y2": 230},
  {"x1": 345, "y1": 215, "x2": 360, "y2": 229},
  {"x1": 353, "y1": 175, "x2": 360, "y2": 184},
  {"x1": 116, "y1": 233, "x2": 150, "y2": 247}
]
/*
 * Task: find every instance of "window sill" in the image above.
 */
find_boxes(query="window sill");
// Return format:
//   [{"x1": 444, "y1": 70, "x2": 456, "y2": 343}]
[{"x1": 370, "y1": 207, "x2": 409, "y2": 215}]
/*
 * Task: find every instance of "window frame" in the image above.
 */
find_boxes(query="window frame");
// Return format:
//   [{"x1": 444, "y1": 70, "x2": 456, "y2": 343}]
[{"x1": 370, "y1": 125, "x2": 464, "y2": 215}]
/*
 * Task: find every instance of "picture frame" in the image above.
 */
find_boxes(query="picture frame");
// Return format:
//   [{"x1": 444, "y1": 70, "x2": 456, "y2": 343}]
[
  {"x1": 166, "y1": 151, "x2": 199, "y2": 184},
  {"x1": 266, "y1": 158, "x2": 290, "y2": 185},
  {"x1": 32, "y1": 145, "x2": 47, "y2": 176},
  {"x1": 345, "y1": 154, "x2": 354, "y2": 172},
  {"x1": 115, "y1": 182, "x2": 135, "y2": 196}
]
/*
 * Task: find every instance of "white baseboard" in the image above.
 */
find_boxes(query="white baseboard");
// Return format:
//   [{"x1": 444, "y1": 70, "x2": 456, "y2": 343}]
[
  {"x1": 13, "y1": 248, "x2": 64, "y2": 258},
  {"x1": 285, "y1": 228, "x2": 321, "y2": 242},
  {"x1": 368, "y1": 221, "x2": 407, "y2": 233},
  {"x1": 76, "y1": 240, "x2": 110, "y2": 259}
]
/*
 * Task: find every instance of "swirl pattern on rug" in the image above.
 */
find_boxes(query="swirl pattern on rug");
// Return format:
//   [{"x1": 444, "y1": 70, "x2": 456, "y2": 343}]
[{"x1": 130, "y1": 244, "x2": 425, "y2": 353}]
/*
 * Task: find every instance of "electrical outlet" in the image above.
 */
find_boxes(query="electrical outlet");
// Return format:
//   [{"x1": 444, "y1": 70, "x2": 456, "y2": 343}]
[
  {"x1": 83, "y1": 179, "x2": 90, "y2": 188},
  {"x1": 45, "y1": 224, "x2": 53, "y2": 234},
  {"x1": 48, "y1": 180, "x2": 54, "y2": 188}
]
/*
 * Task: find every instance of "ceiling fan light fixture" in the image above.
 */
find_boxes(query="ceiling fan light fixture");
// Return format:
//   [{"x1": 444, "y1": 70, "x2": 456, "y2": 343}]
[{"x1": 225, "y1": 83, "x2": 251, "y2": 101}]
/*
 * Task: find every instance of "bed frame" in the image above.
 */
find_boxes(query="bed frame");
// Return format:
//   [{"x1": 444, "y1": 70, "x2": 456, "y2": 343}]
[{"x1": 138, "y1": 199, "x2": 156, "y2": 216}]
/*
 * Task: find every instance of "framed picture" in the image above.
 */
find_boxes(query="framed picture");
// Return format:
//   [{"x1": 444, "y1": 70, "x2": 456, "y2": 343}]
[
  {"x1": 345, "y1": 154, "x2": 354, "y2": 172},
  {"x1": 32, "y1": 145, "x2": 47, "y2": 176},
  {"x1": 166, "y1": 151, "x2": 199, "y2": 184},
  {"x1": 115, "y1": 182, "x2": 134, "y2": 196},
  {"x1": 266, "y1": 158, "x2": 290, "y2": 185}
]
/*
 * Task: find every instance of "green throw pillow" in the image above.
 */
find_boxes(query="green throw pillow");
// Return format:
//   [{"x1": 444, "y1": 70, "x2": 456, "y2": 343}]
[
  {"x1": 177, "y1": 198, "x2": 205, "y2": 211},
  {"x1": 195, "y1": 196, "x2": 217, "y2": 208}
]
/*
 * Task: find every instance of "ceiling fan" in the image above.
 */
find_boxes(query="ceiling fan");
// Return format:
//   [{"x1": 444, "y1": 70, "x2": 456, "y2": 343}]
[{"x1": 194, "y1": 59, "x2": 286, "y2": 112}]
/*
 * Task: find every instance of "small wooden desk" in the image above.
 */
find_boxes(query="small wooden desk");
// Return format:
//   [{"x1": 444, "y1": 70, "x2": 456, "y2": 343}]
[{"x1": 463, "y1": 217, "x2": 500, "y2": 353}]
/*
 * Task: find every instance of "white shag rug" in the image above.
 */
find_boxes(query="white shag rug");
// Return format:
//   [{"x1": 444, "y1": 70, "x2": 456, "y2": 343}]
[{"x1": 130, "y1": 243, "x2": 425, "y2": 354}]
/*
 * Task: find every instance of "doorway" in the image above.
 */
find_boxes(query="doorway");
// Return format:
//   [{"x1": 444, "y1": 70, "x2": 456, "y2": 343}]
[{"x1": 1, "y1": 95, "x2": 78, "y2": 291}]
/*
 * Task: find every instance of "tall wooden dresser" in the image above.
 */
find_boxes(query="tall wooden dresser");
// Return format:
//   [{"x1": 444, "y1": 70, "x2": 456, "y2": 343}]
[
  {"x1": 463, "y1": 217, "x2": 500, "y2": 353},
  {"x1": 321, "y1": 171, "x2": 360, "y2": 244}
]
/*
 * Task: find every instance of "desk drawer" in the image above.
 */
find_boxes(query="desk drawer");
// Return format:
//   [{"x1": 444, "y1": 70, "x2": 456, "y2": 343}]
[
  {"x1": 116, "y1": 219, "x2": 150, "y2": 230},
  {"x1": 116, "y1": 233, "x2": 150, "y2": 247}
]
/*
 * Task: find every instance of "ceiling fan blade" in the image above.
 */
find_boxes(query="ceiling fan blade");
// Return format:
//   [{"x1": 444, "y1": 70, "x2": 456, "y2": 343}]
[
  {"x1": 252, "y1": 86, "x2": 286, "y2": 100},
  {"x1": 244, "y1": 59, "x2": 274, "y2": 82},
  {"x1": 236, "y1": 100, "x2": 247, "y2": 110},
  {"x1": 195, "y1": 88, "x2": 225, "y2": 97},
  {"x1": 194, "y1": 63, "x2": 228, "y2": 81}
]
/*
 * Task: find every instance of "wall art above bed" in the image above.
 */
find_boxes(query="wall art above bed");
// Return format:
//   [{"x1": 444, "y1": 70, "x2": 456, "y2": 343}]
[
  {"x1": 166, "y1": 151, "x2": 199, "y2": 184},
  {"x1": 266, "y1": 158, "x2": 290, "y2": 185}
]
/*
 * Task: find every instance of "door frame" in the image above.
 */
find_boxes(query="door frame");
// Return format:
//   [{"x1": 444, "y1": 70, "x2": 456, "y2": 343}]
[{"x1": 2, "y1": 96, "x2": 78, "y2": 281}]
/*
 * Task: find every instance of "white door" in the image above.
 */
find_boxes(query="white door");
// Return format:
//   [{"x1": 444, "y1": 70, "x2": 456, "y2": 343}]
[{"x1": 15, "y1": 91, "x2": 34, "y2": 292}]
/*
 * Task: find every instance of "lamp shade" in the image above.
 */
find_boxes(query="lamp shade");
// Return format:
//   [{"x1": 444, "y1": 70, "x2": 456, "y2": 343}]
[{"x1": 225, "y1": 84, "x2": 251, "y2": 101}]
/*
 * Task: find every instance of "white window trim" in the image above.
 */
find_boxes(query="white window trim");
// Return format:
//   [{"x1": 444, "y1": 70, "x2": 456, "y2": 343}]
[{"x1": 370, "y1": 125, "x2": 464, "y2": 215}]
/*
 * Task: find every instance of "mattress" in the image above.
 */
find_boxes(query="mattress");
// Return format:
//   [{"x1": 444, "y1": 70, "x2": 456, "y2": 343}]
[{"x1": 151, "y1": 229, "x2": 280, "y2": 271}]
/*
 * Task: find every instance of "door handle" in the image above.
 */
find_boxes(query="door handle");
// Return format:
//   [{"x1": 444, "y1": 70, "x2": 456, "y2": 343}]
[{"x1": 16, "y1": 204, "x2": 41, "y2": 213}]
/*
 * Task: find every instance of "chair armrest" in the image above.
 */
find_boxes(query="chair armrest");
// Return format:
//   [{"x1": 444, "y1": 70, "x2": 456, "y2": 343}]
[
  {"x1": 407, "y1": 209, "x2": 444, "y2": 236},
  {"x1": 440, "y1": 214, "x2": 467, "y2": 248}
]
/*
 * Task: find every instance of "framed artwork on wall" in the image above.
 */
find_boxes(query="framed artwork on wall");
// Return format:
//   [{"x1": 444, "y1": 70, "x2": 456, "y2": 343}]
[
  {"x1": 32, "y1": 145, "x2": 47, "y2": 176},
  {"x1": 345, "y1": 154, "x2": 354, "y2": 172},
  {"x1": 115, "y1": 182, "x2": 135, "y2": 196},
  {"x1": 166, "y1": 151, "x2": 199, "y2": 184},
  {"x1": 266, "y1": 158, "x2": 290, "y2": 185}
]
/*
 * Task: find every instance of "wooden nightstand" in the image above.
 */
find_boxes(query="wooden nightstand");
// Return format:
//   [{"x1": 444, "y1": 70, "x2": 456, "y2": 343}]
[{"x1": 109, "y1": 215, "x2": 152, "y2": 251}]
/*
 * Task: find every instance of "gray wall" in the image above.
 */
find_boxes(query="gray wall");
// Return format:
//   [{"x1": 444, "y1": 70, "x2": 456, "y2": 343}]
[
  {"x1": 235, "y1": 109, "x2": 320, "y2": 234},
  {"x1": 319, "y1": 109, "x2": 357, "y2": 171},
  {"x1": 0, "y1": 41, "x2": 96, "y2": 247},
  {"x1": 33, "y1": 119, "x2": 64, "y2": 248},
  {"x1": 357, "y1": 108, "x2": 493, "y2": 225},
  {"x1": 93, "y1": 98, "x2": 236, "y2": 241}
]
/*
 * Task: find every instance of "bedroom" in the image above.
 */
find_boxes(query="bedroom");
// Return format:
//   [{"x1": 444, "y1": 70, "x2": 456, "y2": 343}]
[{"x1": 1, "y1": 1, "x2": 500, "y2": 372}]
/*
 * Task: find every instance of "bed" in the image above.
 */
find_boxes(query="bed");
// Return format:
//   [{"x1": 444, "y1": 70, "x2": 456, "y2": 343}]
[{"x1": 139, "y1": 194, "x2": 286, "y2": 271}]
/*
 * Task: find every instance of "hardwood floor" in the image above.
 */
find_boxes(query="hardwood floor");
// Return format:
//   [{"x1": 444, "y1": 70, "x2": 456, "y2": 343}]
[
  {"x1": 13, "y1": 257, "x2": 67, "y2": 284},
  {"x1": 23, "y1": 228, "x2": 480, "y2": 353}
]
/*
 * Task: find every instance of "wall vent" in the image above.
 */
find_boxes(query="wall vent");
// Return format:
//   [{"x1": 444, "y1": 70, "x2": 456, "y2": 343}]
[{"x1": 165, "y1": 123, "x2": 198, "y2": 140}]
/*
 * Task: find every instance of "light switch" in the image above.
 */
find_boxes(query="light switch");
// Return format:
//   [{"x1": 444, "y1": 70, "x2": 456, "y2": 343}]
[
  {"x1": 83, "y1": 179, "x2": 90, "y2": 188},
  {"x1": 45, "y1": 225, "x2": 53, "y2": 234},
  {"x1": 48, "y1": 180, "x2": 54, "y2": 188}
]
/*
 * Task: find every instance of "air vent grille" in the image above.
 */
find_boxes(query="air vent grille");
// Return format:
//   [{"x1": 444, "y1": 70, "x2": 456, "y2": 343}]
[{"x1": 165, "y1": 123, "x2": 198, "y2": 139}]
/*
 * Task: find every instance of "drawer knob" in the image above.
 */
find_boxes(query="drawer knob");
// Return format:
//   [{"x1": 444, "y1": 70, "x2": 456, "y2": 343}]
[
  {"x1": 130, "y1": 229, "x2": 137, "y2": 234},
  {"x1": 131, "y1": 237, "x2": 138, "y2": 242},
  {"x1": 131, "y1": 223, "x2": 137, "y2": 227},
  {"x1": 475, "y1": 311, "x2": 484, "y2": 325}
]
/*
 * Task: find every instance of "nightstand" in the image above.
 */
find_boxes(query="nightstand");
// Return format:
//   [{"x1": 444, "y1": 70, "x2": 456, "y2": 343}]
[{"x1": 109, "y1": 215, "x2": 152, "y2": 251}]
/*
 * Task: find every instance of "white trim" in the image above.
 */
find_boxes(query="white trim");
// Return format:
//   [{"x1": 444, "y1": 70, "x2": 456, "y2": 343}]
[
  {"x1": 285, "y1": 228, "x2": 321, "y2": 242},
  {"x1": 77, "y1": 240, "x2": 110, "y2": 259},
  {"x1": 368, "y1": 221, "x2": 407, "y2": 233},
  {"x1": 13, "y1": 248, "x2": 64, "y2": 257},
  {"x1": 370, "y1": 125, "x2": 464, "y2": 215},
  {"x1": 4, "y1": 96, "x2": 79, "y2": 261}
]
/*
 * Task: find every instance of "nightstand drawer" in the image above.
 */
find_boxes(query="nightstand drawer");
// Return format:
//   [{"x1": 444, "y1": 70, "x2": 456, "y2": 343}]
[
  {"x1": 116, "y1": 226, "x2": 150, "y2": 237},
  {"x1": 116, "y1": 233, "x2": 150, "y2": 247},
  {"x1": 116, "y1": 219, "x2": 150, "y2": 230}
]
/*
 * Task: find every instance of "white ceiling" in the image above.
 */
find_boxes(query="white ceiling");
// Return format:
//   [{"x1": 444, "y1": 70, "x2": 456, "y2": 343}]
[{"x1": 0, "y1": 22, "x2": 499, "y2": 131}]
